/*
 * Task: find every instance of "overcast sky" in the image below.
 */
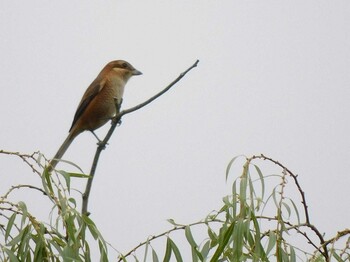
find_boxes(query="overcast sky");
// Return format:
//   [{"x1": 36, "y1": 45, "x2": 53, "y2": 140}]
[{"x1": 1, "y1": 1, "x2": 349, "y2": 260}]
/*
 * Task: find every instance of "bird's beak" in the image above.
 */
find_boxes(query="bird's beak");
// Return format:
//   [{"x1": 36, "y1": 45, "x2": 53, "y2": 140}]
[{"x1": 132, "y1": 69, "x2": 142, "y2": 76}]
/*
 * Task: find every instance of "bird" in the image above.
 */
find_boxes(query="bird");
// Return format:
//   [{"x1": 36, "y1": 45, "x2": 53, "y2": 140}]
[{"x1": 48, "y1": 60, "x2": 142, "y2": 171}]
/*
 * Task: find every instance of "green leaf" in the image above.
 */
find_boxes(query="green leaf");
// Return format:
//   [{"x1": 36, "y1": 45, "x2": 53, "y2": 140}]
[
  {"x1": 57, "y1": 170, "x2": 71, "y2": 192},
  {"x1": 210, "y1": 221, "x2": 235, "y2": 262},
  {"x1": 232, "y1": 180, "x2": 237, "y2": 198},
  {"x1": 288, "y1": 198, "x2": 301, "y2": 224},
  {"x1": 7, "y1": 228, "x2": 25, "y2": 246},
  {"x1": 239, "y1": 176, "x2": 247, "y2": 204},
  {"x1": 272, "y1": 187, "x2": 279, "y2": 210},
  {"x1": 222, "y1": 196, "x2": 230, "y2": 207},
  {"x1": 166, "y1": 219, "x2": 178, "y2": 226},
  {"x1": 62, "y1": 246, "x2": 79, "y2": 261},
  {"x1": 18, "y1": 225, "x2": 31, "y2": 260},
  {"x1": 232, "y1": 219, "x2": 244, "y2": 260},
  {"x1": 42, "y1": 167, "x2": 54, "y2": 196},
  {"x1": 3, "y1": 248, "x2": 20, "y2": 262},
  {"x1": 163, "y1": 237, "x2": 172, "y2": 262},
  {"x1": 169, "y1": 238, "x2": 183, "y2": 262},
  {"x1": 185, "y1": 226, "x2": 203, "y2": 261},
  {"x1": 207, "y1": 226, "x2": 218, "y2": 247},
  {"x1": 55, "y1": 158, "x2": 84, "y2": 172},
  {"x1": 231, "y1": 181, "x2": 238, "y2": 216},
  {"x1": 20, "y1": 233, "x2": 31, "y2": 262},
  {"x1": 247, "y1": 175, "x2": 256, "y2": 210},
  {"x1": 17, "y1": 201, "x2": 28, "y2": 227},
  {"x1": 68, "y1": 197, "x2": 77, "y2": 208},
  {"x1": 57, "y1": 190, "x2": 67, "y2": 215},
  {"x1": 191, "y1": 247, "x2": 199, "y2": 262},
  {"x1": 49, "y1": 239, "x2": 64, "y2": 256},
  {"x1": 82, "y1": 215, "x2": 98, "y2": 239},
  {"x1": 226, "y1": 155, "x2": 244, "y2": 181},
  {"x1": 33, "y1": 237, "x2": 46, "y2": 262},
  {"x1": 290, "y1": 246, "x2": 296, "y2": 262},
  {"x1": 185, "y1": 226, "x2": 197, "y2": 248},
  {"x1": 67, "y1": 172, "x2": 91, "y2": 178},
  {"x1": 143, "y1": 240, "x2": 149, "y2": 262},
  {"x1": 254, "y1": 164, "x2": 265, "y2": 200},
  {"x1": 65, "y1": 214, "x2": 77, "y2": 243},
  {"x1": 331, "y1": 251, "x2": 343, "y2": 262},
  {"x1": 200, "y1": 240, "x2": 211, "y2": 259},
  {"x1": 281, "y1": 202, "x2": 291, "y2": 219},
  {"x1": 98, "y1": 240, "x2": 108, "y2": 262},
  {"x1": 82, "y1": 238, "x2": 91, "y2": 262},
  {"x1": 5, "y1": 213, "x2": 16, "y2": 242},
  {"x1": 152, "y1": 247, "x2": 159, "y2": 262}
]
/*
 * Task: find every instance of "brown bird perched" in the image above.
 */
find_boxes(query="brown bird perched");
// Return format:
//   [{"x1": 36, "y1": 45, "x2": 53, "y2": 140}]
[{"x1": 48, "y1": 60, "x2": 142, "y2": 171}]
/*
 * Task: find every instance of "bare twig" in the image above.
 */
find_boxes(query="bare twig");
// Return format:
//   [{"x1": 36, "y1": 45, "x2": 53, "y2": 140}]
[
  {"x1": 82, "y1": 60, "x2": 200, "y2": 215},
  {"x1": 322, "y1": 229, "x2": 350, "y2": 247},
  {"x1": 1, "y1": 184, "x2": 47, "y2": 200},
  {"x1": 254, "y1": 154, "x2": 329, "y2": 261},
  {"x1": 0, "y1": 150, "x2": 42, "y2": 176},
  {"x1": 117, "y1": 219, "x2": 219, "y2": 262}
]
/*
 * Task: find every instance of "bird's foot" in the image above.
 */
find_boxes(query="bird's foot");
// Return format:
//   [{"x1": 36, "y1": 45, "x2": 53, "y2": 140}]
[
  {"x1": 97, "y1": 140, "x2": 108, "y2": 149},
  {"x1": 90, "y1": 131, "x2": 108, "y2": 147},
  {"x1": 111, "y1": 116, "x2": 122, "y2": 126}
]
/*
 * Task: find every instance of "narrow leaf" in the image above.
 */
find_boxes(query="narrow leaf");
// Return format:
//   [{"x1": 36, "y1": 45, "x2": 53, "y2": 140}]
[
  {"x1": 163, "y1": 237, "x2": 172, "y2": 262},
  {"x1": 290, "y1": 246, "x2": 296, "y2": 262},
  {"x1": 57, "y1": 170, "x2": 71, "y2": 192},
  {"x1": 226, "y1": 155, "x2": 244, "y2": 181},
  {"x1": 152, "y1": 248, "x2": 159, "y2": 262},
  {"x1": 288, "y1": 198, "x2": 301, "y2": 224},
  {"x1": 254, "y1": 164, "x2": 265, "y2": 200},
  {"x1": 67, "y1": 172, "x2": 91, "y2": 178},
  {"x1": 200, "y1": 240, "x2": 211, "y2": 259},
  {"x1": 5, "y1": 213, "x2": 16, "y2": 242},
  {"x1": 169, "y1": 238, "x2": 183, "y2": 262},
  {"x1": 210, "y1": 222, "x2": 235, "y2": 262},
  {"x1": 3, "y1": 248, "x2": 20, "y2": 262},
  {"x1": 143, "y1": 240, "x2": 149, "y2": 262},
  {"x1": 17, "y1": 201, "x2": 28, "y2": 227},
  {"x1": 185, "y1": 226, "x2": 203, "y2": 261}
]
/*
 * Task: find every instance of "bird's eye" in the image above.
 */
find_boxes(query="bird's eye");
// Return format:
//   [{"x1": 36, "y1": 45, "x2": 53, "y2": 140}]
[{"x1": 121, "y1": 63, "x2": 128, "y2": 68}]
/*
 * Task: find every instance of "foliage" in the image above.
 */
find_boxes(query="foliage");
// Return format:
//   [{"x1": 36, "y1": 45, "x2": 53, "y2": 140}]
[
  {"x1": 0, "y1": 151, "x2": 107, "y2": 261},
  {"x1": 0, "y1": 150, "x2": 349, "y2": 261}
]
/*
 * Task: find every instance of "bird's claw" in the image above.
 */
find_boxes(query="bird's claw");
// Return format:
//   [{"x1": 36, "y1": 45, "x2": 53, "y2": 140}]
[
  {"x1": 97, "y1": 140, "x2": 108, "y2": 148},
  {"x1": 90, "y1": 130, "x2": 108, "y2": 147}
]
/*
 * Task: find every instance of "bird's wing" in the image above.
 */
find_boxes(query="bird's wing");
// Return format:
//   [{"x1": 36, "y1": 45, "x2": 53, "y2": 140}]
[{"x1": 69, "y1": 78, "x2": 106, "y2": 132}]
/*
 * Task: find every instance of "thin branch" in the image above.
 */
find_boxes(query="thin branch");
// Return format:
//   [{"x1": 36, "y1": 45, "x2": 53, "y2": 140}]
[
  {"x1": 117, "y1": 219, "x2": 219, "y2": 262},
  {"x1": 1, "y1": 184, "x2": 47, "y2": 200},
  {"x1": 322, "y1": 229, "x2": 350, "y2": 247},
  {"x1": 120, "y1": 59, "x2": 199, "y2": 117},
  {"x1": 82, "y1": 60, "x2": 200, "y2": 215},
  {"x1": 0, "y1": 150, "x2": 42, "y2": 176},
  {"x1": 254, "y1": 154, "x2": 329, "y2": 261},
  {"x1": 258, "y1": 216, "x2": 322, "y2": 252},
  {"x1": 117, "y1": 214, "x2": 330, "y2": 261}
]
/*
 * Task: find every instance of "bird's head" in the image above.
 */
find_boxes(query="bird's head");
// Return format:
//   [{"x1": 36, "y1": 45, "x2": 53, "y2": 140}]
[{"x1": 107, "y1": 60, "x2": 142, "y2": 81}]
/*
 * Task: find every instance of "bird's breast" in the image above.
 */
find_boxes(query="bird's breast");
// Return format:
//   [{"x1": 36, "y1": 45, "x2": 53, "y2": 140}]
[{"x1": 109, "y1": 77, "x2": 126, "y2": 104}]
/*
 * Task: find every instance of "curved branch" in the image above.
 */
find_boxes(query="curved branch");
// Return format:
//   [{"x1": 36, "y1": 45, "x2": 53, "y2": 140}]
[
  {"x1": 0, "y1": 150, "x2": 42, "y2": 176},
  {"x1": 254, "y1": 154, "x2": 329, "y2": 261},
  {"x1": 82, "y1": 60, "x2": 200, "y2": 215},
  {"x1": 1, "y1": 184, "x2": 47, "y2": 200},
  {"x1": 322, "y1": 229, "x2": 350, "y2": 247},
  {"x1": 120, "y1": 59, "x2": 199, "y2": 117},
  {"x1": 117, "y1": 219, "x2": 220, "y2": 262}
]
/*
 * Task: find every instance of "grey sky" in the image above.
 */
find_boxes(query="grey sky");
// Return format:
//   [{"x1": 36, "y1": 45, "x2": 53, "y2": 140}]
[{"x1": 1, "y1": 1, "x2": 349, "y2": 259}]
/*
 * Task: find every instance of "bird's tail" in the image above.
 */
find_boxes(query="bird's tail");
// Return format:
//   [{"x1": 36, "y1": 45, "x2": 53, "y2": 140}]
[{"x1": 47, "y1": 132, "x2": 76, "y2": 172}]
